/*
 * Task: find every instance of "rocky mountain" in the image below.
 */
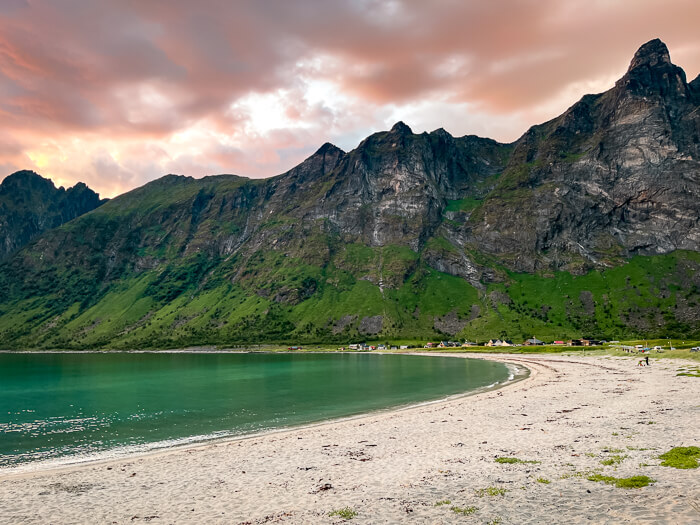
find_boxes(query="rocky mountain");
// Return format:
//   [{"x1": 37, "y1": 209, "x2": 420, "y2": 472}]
[
  {"x1": 461, "y1": 38, "x2": 700, "y2": 274},
  {"x1": 0, "y1": 171, "x2": 106, "y2": 260},
  {"x1": 0, "y1": 39, "x2": 698, "y2": 349}
]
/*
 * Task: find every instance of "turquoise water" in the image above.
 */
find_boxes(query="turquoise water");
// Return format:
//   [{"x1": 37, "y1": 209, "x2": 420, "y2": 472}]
[{"x1": 0, "y1": 352, "x2": 511, "y2": 470}]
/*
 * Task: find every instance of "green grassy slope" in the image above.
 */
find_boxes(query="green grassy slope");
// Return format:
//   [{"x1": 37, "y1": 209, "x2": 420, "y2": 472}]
[{"x1": 1, "y1": 244, "x2": 698, "y2": 349}]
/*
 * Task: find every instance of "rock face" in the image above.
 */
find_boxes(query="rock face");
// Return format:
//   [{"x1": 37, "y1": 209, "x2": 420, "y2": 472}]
[
  {"x1": 0, "y1": 171, "x2": 106, "y2": 260},
  {"x1": 0, "y1": 39, "x2": 699, "y2": 348},
  {"x1": 463, "y1": 38, "x2": 700, "y2": 273}
]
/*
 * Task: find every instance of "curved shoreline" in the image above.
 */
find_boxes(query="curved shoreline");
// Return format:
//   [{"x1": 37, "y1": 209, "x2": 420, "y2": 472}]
[
  {"x1": 0, "y1": 353, "x2": 529, "y2": 478},
  {"x1": 2, "y1": 353, "x2": 698, "y2": 524}
]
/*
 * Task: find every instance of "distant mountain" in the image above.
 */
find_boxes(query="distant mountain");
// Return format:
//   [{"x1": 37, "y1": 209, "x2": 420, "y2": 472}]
[
  {"x1": 0, "y1": 171, "x2": 106, "y2": 260},
  {"x1": 0, "y1": 39, "x2": 698, "y2": 349}
]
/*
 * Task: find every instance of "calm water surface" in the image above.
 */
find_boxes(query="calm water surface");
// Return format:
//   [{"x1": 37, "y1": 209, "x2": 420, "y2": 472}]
[{"x1": 0, "y1": 352, "x2": 511, "y2": 470}]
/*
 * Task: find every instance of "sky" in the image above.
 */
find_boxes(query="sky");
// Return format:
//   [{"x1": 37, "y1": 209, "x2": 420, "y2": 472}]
[{"x1": 1, "y1": 0, "x2": 699, "y2": 198}]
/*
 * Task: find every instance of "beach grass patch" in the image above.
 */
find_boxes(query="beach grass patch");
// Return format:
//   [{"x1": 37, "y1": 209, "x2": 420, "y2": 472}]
[
  {"x1": 494, "y1": 456, "x2": 540, "y2": 464},
  {"x1": 328, "y1": 507, "x2": 358, "y2": 520},
  {"x1": 600, "y1": 454, "x2": 627, "y2": 466},
  {"x1": 536, "y1": 477, "x2": 550, "y2": 484},
  {"x1": 659, "y1": 446, "x2": 700, "y2": 469},
  {"x1": 587, "y1": 474, "x2": 655, "y2": 488},
  {"x1": 434, "y1": 500, "x2": 451, "y2": 506},
  {"x1": 560, "y1": 470, "x2": 584, "y2": 480},
  {"x1": 475, "y1": 486, "x2": 508, "y2": 497},
  {"x1": 450, "y1": 505, "x2": 478, "y2": 515},
  {"x1": 487, "y1": 518, "x2": 503, "y2": 525}
]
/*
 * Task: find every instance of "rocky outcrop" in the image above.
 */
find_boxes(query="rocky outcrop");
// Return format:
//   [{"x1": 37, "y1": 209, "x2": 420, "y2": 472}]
[{"x1": 0, "y1": 171, "x2": 106, "y2": 259}]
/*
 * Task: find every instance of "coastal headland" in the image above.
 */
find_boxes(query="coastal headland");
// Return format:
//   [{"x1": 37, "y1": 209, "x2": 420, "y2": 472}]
[{"x1": 1, "y1": 353, "x2": 698, "y2": 524}]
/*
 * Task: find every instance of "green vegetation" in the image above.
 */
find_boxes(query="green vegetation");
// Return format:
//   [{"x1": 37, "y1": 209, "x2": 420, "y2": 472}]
[
  {"x1": 600, "y1": 454, "x2": 627, "y2": 466},
  {"x1": 587, "y1": 474, "x2": 655, "y2": 489},
  {"x1": 434, "y1": 500, "x2": 451, "y2": 506},
  {"x1": 328, "y1": 507, "x2": 358, "y2": 520},
  {"x1": 475, "y1": 487, "x2": 508, "y2": 497},
  {"x1": 659, "y1": 446, "x2": 700, "y2": 469},
  {"x1": 536, "y1": 477, "x2": 550, "y2": 484},
  {"x1": 677, "y1": 367, "x2": 700, "y2": 377},
  {"x1": 495, "y1": 456, "x2": 540, "y2": 465},
  {"x1": 444, "y1": 197, "x2": 482, "y2": 213},
  {"x1": 450, "y1": 505, "x2": 478, "y2": 515}
]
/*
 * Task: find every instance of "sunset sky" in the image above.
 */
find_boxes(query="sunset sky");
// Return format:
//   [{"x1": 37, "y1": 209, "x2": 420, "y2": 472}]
[{"x1": 1, "y1": 0, "x2": 699, "y2": 198}]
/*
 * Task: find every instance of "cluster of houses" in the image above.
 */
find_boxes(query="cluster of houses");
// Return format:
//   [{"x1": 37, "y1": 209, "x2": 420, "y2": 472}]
[
  {"x1": 339, "y1": 337, "x2": 609, "y2": 351},
  {"x1": 346, "y1": 343, "x2": 407, "y2": 351},
  {"x1": 424, "y1": 337, "x2": 605, "y2": 348}
]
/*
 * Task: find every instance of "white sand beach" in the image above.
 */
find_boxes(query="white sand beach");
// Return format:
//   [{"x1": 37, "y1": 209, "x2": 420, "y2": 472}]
[{"x1": 1, "y1": 353, "x2": 698, "y2": 524}]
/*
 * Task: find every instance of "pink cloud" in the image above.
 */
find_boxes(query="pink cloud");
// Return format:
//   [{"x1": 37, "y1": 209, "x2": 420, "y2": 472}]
[{"x1": 0, "y1": 0, "x2": 698, "y2": 197}]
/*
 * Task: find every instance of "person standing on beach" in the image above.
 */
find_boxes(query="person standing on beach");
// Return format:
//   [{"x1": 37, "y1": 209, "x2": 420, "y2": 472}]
[{"x1": 645, "y1": 355, "x2": 649, "y2": 366}]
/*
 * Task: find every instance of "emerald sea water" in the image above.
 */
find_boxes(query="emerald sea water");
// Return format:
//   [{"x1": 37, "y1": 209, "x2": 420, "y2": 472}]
[{"x1": 0, "y1": 352, "x2": 512, "y2": 471}]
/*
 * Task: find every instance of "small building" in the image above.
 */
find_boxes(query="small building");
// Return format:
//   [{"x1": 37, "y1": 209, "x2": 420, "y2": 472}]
[
  {"x1": 524, "y1": 337, "x2": 545, "y2": 346},
  {"x1": 568, "y1": 339, "x2": 583, "y2": 346},
  {"x1": 400, "y1": 345, "x2": 409, "y2": 349},
  {"x1": 552, "y1": 340, "x2": 565, "y2": 345},
  {"x1": 487, "y1": 339, "x2": 513, "y2": 347}
]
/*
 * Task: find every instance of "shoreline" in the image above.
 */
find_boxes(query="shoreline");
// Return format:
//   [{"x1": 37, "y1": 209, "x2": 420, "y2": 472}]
[
  {"x1": 0, "y1": 354, "x2": 529, "y2": 478},
  {"x1": 2, "y1": 353, "x2": 699, "y2": 524}
]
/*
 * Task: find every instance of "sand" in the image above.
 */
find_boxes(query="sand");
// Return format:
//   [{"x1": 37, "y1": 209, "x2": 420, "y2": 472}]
[{"x1": 1, "y1": 353, "x2": 699, "y2": 524}]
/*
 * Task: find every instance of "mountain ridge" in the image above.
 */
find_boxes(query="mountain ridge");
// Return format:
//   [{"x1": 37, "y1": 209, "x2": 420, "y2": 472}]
[
  {"x1": 0, "y1": 171, "x2": 106, "y2": 260},
  {"x1": 0, "y1": 39, "x2": 698, "y2": 349}
]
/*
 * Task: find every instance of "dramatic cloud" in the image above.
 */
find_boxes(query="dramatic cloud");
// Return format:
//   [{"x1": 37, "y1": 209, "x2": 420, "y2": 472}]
[{"x1": 1, "y1": 0, "x2": 699, "y2": 196}]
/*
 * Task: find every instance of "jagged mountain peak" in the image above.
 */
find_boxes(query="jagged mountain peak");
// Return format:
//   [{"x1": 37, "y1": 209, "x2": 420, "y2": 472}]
[
  {"x1": 628, "y1": 38, "x2": 671, "y2": 71},
  {"x1": 429, "y1": 127, "x2": 451, "y2": 138},
  {"x1": 616, "y1": 38, "x2": 688, "y2": 98},
  {"x1": 314, "y1": 142, "x2": 345, "y2": 156},
  {"x1": 389, "y1": 121, "x2": 413, "y2": 134},
  {"x1": 1, "y1": 170, "x2": 57, "y2": 193}
]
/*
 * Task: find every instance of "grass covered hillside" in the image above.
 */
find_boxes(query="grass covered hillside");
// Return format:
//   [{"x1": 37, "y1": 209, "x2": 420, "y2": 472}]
[{"x1": 1, "y1": 210, "x2": 698, "y2": 349}]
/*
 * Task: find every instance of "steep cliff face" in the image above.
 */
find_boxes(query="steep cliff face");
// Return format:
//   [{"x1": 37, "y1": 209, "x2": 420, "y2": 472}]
[
  {"x1": 256, "y1": 123, "x2": 509, "y2": 253},
  {"x1": 464, "y1": 39, "x2": 700, "y2": 273},
  {"x1": 0, "y1": 171, "x2": 106, "y2": 260},
  {"x1": 0, "y1": 40, "x2": 699, "y2": 348}
]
